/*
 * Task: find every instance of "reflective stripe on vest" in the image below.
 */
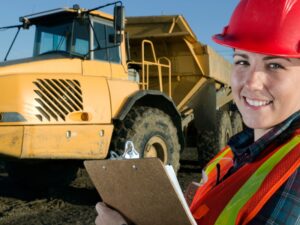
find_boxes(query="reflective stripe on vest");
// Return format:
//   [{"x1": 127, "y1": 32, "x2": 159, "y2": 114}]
[
  {"x1": 190, "y1": 147, "x2": 234, "y2": 208},
  {"x1": 190, "y1": 134, "x2": 300, "y2": 225},
  {"x1": 206, "y1": 147, "x2": 233, "y2": 174}
]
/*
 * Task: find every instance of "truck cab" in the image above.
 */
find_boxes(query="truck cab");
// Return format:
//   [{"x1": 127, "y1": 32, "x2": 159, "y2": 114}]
[{"x1": 29, "y1": 5, "x2": 127, "y2": 78}]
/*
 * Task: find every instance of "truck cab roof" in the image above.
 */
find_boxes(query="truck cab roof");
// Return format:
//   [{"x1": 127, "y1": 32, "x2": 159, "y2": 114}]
[{"x1": 20, "y1": 7, "x2": 113, "y2": 27}]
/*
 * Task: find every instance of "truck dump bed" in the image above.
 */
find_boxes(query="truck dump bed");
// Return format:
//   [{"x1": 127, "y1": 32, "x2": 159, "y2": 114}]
[{"x1": 125, "y1": 15, "x2": 232, "y2": 111}]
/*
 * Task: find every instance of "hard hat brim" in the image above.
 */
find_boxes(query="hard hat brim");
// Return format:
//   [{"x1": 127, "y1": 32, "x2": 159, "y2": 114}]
[{"x1": 212, "y1": 34, "x2": 300, "y2": 58}]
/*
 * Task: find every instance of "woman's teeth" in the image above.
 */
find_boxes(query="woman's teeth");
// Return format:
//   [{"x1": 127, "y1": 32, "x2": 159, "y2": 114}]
[{"x1": 245, "y1": 98, "x2": 272, "y2": 107}]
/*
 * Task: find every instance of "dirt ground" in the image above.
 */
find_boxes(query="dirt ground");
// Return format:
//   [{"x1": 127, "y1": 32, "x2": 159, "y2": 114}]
[{"x1": 0, "y1": 148, "x2": 202, "y2": 225}]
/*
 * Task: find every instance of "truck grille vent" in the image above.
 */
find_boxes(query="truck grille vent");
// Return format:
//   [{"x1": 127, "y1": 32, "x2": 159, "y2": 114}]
[{"x1": 33, "y1": 79, "x2": 83, "y2": 122}]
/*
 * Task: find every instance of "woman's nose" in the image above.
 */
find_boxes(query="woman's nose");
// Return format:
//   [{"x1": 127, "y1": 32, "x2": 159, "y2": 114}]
[{"x1": 244, "y1": 70, "x2": 264, "y2": 90}]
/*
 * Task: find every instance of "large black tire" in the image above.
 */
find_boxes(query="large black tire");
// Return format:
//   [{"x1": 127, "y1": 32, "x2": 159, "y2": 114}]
[
  {"x1": 231, "y1": 111, "x2": 243, "y2": 135},
  {"x1": 196, "y1": 130, "x2": 218, "y2": 167},
  {"x1": 111, "y1": 106, "x2": 181, "y2": 172},
  {"x1": 197, "y1": 110, "x2": 233, "y2": 166},
  {"x1": 216, "y1": 110, "x2": 233, "y2": 151},
  {"x1": 5, "y1": 160, "x2": 79, "y2": 189}
]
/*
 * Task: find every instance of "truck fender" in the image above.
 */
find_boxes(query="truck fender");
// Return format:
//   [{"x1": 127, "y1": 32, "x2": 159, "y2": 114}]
[{"x1": 115, "y1": 90, "x2": 184, "y2": 151}]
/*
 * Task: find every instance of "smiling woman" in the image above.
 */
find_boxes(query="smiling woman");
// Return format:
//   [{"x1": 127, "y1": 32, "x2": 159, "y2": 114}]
[{"x1": 231, "y1": 51, "x2": 300, "y2": 140}]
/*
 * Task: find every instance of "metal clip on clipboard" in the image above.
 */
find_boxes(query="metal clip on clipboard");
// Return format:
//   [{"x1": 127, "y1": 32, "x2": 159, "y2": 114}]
[{"x1": 109, "y1": 140, "x2": 140, "y2": 160}]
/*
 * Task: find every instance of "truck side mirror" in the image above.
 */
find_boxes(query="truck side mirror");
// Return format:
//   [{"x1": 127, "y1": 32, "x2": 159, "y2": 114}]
[{"x1": 114, "y1": 5, "x2": 125, "y2": 44}]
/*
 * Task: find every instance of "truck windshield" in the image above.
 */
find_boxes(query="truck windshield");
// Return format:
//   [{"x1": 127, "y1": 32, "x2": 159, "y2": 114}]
[{"x1": 33, "y1": 19, "x2": 90, "y2": 57}]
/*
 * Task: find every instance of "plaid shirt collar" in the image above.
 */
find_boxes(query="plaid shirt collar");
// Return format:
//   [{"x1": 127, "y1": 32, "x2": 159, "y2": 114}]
[{"x1": 228, "y1": 111, "x2": 300, "y2": 166}]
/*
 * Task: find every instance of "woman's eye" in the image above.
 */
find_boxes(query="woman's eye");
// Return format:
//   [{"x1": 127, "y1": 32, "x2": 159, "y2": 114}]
[
  {"x1": 234, "y1": 60, "x2": 249, "y2": 66},
  {"x1": 268, "y1": 63, "x2": 285, "y2": 70}
]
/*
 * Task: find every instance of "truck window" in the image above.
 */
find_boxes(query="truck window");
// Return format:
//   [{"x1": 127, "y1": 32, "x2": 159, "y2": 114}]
[
  {"x1": 34, "y1": 22, "x2": 72, "y2": 55},
  {"x1": 72, "y1": 20, "x2": 90, "y2": 55},
  {"x1": 106, "y1": 26, "x2": 120, "y2": 63},
  {"x1": 92, "y1": 20, "x2": 121, "y2": 63},
  {"x1": 34, "y1": 19, "x2": 90, "y2": 57}
]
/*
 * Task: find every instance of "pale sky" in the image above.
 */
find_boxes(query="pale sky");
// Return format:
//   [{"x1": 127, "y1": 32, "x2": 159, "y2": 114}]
[{"x1": 0, "y1": 1, "x2": 239, "y2": 61}]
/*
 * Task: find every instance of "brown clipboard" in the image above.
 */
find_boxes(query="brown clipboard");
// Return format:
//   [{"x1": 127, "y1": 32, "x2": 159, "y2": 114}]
[{"x1": 84, "y1": 158, "x2": 195, "y2": 225}]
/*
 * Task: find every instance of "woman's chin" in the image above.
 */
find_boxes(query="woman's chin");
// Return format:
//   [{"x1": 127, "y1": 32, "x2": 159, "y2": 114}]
[{"x1": 242, "y1": 118, "x2": 272, "y2": 130}]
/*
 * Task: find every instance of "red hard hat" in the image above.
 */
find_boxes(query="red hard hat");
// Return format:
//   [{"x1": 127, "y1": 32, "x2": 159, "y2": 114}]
[{"x1": 213, "y1": 0, "x2": 300, "y2": 57}]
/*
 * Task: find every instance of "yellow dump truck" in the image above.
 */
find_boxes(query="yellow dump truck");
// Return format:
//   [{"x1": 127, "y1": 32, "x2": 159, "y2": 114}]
[{"x1": 0, "y1": 3, "x2": 241, "y2": 186}]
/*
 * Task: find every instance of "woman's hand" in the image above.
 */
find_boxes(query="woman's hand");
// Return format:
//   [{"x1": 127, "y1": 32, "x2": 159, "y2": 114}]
[{"x1": 95, "y1": 202, "x2": 128, "y2": 225}]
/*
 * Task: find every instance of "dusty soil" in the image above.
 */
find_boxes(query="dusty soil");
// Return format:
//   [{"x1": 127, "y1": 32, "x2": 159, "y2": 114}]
[{"x1": 0, "y1": 148, "x2": 202, "y2": 225}]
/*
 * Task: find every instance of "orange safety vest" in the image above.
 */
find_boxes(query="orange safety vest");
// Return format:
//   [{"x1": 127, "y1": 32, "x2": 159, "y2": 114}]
[{"x1": 190, "y1": 131, "x2": 300, "y2": 225}]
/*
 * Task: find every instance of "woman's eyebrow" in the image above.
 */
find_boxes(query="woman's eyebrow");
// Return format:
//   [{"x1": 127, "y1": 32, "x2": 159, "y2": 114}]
[
  {"x1": 233, "y1": 53, "x2": 248, "y2": 59},
  {"x1": 263, "y1": 56, "x2": 291, "y2": 62}
]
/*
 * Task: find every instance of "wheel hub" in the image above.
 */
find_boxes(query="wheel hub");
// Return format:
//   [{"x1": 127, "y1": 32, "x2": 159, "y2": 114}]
[{"x1": 144, "y1": 136, "x2": 168, "y2": 164}]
